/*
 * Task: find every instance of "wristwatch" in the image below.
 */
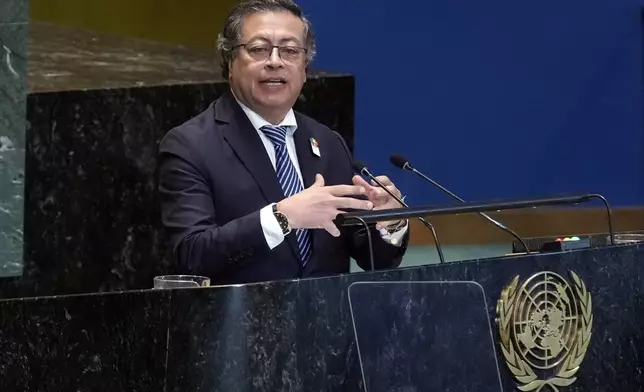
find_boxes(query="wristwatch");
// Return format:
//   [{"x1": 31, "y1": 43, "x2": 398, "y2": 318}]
[{"x1": 272, "y1": 204, "x2": 292, "y2": 236}]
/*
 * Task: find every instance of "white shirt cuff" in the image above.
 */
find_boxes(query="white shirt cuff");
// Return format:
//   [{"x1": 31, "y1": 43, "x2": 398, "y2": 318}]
[
  {"x1": 260, "y1": 203, "x2": 285, "y2": 249},
  {"x1": 378, "y1": 220, "x2": 409, "y2": 246}
]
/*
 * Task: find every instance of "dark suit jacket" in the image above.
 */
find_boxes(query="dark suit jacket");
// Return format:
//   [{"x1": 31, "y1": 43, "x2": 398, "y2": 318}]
[{"x1": 158, "y1": 91, "x2": 409, "y2": 285}]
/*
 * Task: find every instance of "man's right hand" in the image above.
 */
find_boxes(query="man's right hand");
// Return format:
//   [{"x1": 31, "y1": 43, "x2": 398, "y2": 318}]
[{"x1": 276, "y1": 174, "x2": 373, "y2": 237}]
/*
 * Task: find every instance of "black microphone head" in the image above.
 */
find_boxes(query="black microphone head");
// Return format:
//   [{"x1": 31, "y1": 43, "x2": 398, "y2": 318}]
[
  {"x1": 390, "y1": 154, "x2": 410, "y2": 170},
  {"x1": 352, "y1": 160, "x2": 368, "y2": 174}
]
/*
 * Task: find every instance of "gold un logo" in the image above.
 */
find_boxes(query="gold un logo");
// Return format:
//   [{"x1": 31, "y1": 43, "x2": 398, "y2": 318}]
[{"x1": 496, "y1": 271, "x2": 593, "y2": 392}]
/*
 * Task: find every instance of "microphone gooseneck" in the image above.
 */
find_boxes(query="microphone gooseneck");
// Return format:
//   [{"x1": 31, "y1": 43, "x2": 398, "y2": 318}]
[
  {"x1": 390, "y1": 154, "x2": 531, "y2": 254},
  {"x1": 352, "y1": 161, "x2": 446, "y2": 264}
]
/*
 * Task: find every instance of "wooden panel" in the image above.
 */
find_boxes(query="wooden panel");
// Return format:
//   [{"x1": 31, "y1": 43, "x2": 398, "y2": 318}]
[
  {"x1": 409, "y1": 207, "x2": 644, "y2": 245},
  {"x1": 30, "y1": 0, "x2": 237, "y2": 51}
]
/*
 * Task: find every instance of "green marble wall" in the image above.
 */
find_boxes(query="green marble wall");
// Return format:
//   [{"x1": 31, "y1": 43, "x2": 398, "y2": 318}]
[{"x1": 0, "y1": 0, "x2": 28, "y2": 276}]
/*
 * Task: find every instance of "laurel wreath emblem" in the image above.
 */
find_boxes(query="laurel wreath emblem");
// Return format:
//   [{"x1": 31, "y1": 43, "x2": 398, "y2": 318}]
[{"x1": 497, "y1": 271, "x2": 593, "y2": 392}]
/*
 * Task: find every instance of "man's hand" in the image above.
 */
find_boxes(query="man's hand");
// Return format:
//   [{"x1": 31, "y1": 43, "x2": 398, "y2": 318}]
[
  {"x1": 277, "y1": 174, "x2": 373, "y2": 237},
  {"x1": 352, "y1": 174, "x2": 405, "y2": 230}
]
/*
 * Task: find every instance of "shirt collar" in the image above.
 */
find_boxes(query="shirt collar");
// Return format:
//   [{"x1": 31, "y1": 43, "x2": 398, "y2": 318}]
[{"x1": 232, "y1": 91, "x2": 298, "y2": 134}]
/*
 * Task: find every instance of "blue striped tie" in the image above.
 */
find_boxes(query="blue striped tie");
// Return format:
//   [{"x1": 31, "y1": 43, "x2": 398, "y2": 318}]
[{"x1": 260, "y1": 125, "x2": 312, "y2": 264}]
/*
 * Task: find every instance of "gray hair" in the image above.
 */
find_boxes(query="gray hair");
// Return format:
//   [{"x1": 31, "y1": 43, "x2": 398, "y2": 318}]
[{"x1": 216, "y1": 0, "x2": 317, "y2": 79}]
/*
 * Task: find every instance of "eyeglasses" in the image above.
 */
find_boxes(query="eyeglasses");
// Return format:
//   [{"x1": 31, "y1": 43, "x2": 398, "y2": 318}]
[{"x1": 234, "y1": 43, "x2": 307, "y2": 62}]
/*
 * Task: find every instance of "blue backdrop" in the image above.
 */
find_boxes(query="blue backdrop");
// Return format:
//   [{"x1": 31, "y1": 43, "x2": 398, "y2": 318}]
[{"x1": 299, "y1": 0, "x2": 644, "y2": 207}]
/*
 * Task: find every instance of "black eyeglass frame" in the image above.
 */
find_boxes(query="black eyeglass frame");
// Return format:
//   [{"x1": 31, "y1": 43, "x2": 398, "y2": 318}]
[{"x1": 232, "y1": 43, "x2": 308, "y2": 62}]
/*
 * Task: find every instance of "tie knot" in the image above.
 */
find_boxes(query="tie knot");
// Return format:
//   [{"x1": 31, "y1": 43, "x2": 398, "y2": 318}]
[{"x1": 261, "y1": 125, "x2": 289, "y2": 147}]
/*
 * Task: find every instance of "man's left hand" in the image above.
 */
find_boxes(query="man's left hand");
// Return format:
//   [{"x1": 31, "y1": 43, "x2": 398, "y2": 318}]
[{"x1": 352, "y1": 175, "x2": 406, "y2": 230}]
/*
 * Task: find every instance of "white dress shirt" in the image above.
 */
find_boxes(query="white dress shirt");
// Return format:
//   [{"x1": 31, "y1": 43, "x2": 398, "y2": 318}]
[{"x1": 234, "y1": 95, "x2": 408, "y2": 250}]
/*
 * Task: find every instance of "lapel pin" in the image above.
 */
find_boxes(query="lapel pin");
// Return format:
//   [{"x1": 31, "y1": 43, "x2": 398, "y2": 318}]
[{"x1": 310, "y1": 137, "x2": 321, "y2": 157}]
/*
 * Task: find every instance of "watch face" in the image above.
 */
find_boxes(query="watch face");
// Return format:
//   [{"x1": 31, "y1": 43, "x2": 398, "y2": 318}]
[
  {"x1": 277, "y1": 215, "x2": 287, "y2": 227},
  {"x1": 273, "y1": 209, "x2": 290, "y2": 234}
]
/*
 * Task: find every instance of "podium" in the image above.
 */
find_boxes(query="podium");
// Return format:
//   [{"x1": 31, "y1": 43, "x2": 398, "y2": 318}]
[{"x1": 0, "y1": 241, "x2": 642, "y2": 391}]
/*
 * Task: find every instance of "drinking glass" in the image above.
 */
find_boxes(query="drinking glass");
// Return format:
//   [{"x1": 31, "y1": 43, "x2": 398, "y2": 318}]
[{"x1": 153, "y1": 275, "x2": 210, "y2": 289}]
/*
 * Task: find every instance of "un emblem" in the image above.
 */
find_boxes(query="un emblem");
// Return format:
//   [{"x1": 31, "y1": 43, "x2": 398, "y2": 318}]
[{"x1": 496, "y1": 271, "x2": 593, "y2": 391}]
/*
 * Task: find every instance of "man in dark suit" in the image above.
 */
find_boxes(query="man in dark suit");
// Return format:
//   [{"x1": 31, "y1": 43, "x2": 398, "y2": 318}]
[{"x1": 158, "y1": 0, "x2": 410, "y2": 285}]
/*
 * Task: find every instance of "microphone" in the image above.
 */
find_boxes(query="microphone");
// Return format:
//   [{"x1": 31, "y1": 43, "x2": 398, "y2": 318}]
[
  {"x1": 389, "y1": 154, "x2": 531, "y2": 254},
  {"x1": 352, "y1": 161, "x2": 446, "y2": 264}
]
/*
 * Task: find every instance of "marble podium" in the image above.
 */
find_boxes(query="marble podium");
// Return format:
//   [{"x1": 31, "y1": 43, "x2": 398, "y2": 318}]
[{"x1": 0, "y1": 243, "x2": 642, "y2": 391}]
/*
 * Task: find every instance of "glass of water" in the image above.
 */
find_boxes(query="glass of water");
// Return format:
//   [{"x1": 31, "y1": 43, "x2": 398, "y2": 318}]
[{"x1": 153, "y1": 275, "x2": 210, "y2": 289}]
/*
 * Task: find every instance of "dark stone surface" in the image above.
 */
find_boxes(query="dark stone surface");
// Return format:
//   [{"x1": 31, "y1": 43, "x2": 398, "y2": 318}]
[
  {"x1": 0, "y1": 244, "x2": 641, "y2": 391},
  {"x1": 0, "y1": 289, "x2": 170, "y2": 391},
  {"x1": 166, "y1": 281, "x2": 303, "y2": 391},
  {"x1": 0, "y1": 8, "x2": 28, "y2": 277},
  {"x1": 0, "y1": 23, "x2": 355, "y2": 297}
]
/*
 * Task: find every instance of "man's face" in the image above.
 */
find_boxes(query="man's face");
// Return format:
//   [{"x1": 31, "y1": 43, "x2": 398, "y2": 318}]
[{"x1": 229, "y1": 11, "x2": 308, "y2": 123}]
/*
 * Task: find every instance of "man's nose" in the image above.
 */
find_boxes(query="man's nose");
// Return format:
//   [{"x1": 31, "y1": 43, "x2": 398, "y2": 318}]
[{"x1": 266, "y1": 47, "x2": 284, "y2": 67}]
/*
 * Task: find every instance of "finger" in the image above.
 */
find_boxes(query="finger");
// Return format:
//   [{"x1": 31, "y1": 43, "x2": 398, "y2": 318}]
[
  {"x1": 323, "y1": 222, "x2": 341, "y2": 237},
  {"x1": 371, "y1": 185, "x2": 400, "y2": 198},
  {"x1": 371, "y1": 175, "x2": 392, "y2": 186},
  {"x1": 352, "y1": 175, "x2": 373, "y2": 189},
  {"x1": 369, "y1": 187, "x2": 390, "y2": 199},
  {"x1": 311, "y1": 174, "x2": 325, "y2": 188},
  {"x1": 327, "y1": 184, "x2": 367, "y2": 196},
  {"x1": 385, "y1": 184, "x2": 402, "y2": 199},
  {"x1": 368, "y1": 187, "x2": 396, "y2": 202},
  {"x1": 332, "y1": 197, "x2": 373, "y2": 210}
]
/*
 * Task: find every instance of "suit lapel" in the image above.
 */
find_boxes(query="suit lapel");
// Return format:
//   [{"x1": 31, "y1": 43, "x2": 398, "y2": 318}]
[
  {"x1": 216, "y1": 92, "x2": 302, "y2": 265},
  {"x1": 293, "y1": 118, "x2": 324, "y2": 189},
  {"x1": 218, "y1": 92, "x2": 284, "y2": 203}
]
